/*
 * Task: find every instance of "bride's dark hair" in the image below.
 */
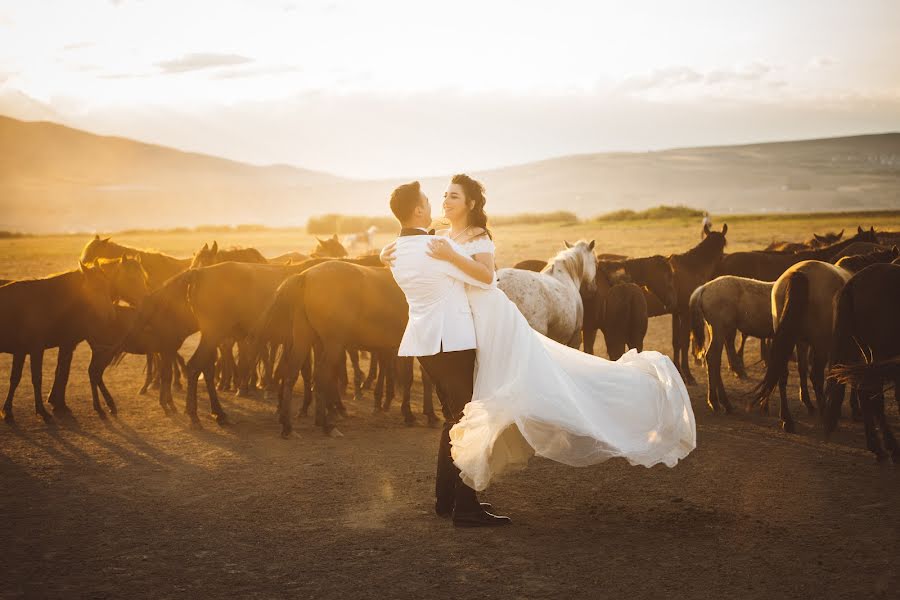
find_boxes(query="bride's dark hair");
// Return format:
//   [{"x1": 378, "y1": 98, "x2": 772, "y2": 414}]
[{"x1": 452, "y1": 173, "x2": 492, "y2": 240}]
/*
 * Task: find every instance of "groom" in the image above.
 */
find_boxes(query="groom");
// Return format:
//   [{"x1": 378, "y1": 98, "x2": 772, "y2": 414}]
[{"x1": 386, "y1": 181, "x2": 510, "y2": 528}]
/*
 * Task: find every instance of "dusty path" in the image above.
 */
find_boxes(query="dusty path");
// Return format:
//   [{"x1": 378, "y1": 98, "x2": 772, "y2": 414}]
[{"x1": 1, "y1": 317, "x2": 897, "y2": 599}]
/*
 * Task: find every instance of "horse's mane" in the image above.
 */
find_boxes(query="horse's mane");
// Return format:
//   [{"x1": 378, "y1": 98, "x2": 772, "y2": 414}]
[
  {"x1": 837, "y1": 247, "x2": 899, "y2": 272},
  {"x1": 675, "y1": 232, "x2": 726, "y2": 266},
  {"x1": 544, "y1": 242, "x2": 591, "y2": 283}
]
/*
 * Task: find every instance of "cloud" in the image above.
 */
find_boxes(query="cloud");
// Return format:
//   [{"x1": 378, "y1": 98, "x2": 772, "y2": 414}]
[
  {"x1": 620, "y1": 62, "x2": 775, "y2": 93},
  {"x1": 155, "y1": 52, "x2": 254, "y2": 74},
  {"x1": 209, "y1": 64, "x2": 303, "y2": 80},
  {"x1": 809, "y1": 56, "x2": 836, "y2": 69}
]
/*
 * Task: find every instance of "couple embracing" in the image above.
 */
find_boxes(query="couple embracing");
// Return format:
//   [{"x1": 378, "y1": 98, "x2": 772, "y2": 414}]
[{"x1": 381, "y1": 174, "x2": 696, "y2": 528}]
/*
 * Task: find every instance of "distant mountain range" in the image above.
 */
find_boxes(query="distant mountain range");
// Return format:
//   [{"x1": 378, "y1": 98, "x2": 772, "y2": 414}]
[{"x1": 1, "y1": 114, "x2": 898, "y2": 233}]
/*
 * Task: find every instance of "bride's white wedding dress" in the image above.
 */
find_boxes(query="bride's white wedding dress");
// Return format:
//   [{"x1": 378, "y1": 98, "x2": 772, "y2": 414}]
[{"x1": 449, "y1": 237, "x2": 696, "y2": 491}]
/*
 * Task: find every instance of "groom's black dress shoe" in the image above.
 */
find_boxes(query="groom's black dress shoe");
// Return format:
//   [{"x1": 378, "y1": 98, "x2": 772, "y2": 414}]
[
  {"x1": 435, "y1": 502, "x2": 492, "y2": 518},
  {"x1": 452, "y1": 509, "x2": 511, "y2": 528}
]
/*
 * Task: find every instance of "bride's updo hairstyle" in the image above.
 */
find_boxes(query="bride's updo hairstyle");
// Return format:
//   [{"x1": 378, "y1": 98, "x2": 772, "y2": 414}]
[{"x1": 452, "y1": 173, "x2": 492, "y2": 240}]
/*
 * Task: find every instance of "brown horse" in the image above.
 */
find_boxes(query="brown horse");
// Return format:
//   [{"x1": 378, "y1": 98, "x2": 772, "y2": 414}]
[
  {"x1": 667, "y1": 223, "x2": 729, "y2": 384},
  {"x1": 765, "y1": 230, "x2": 843, "y2": 252},
  {"x1": 597, "y1": 256, "x2": 677, "y2": 318},
  {"x1": 512, "y1": 259, "x2": 547, "y2": 272},
  {"x1": 310, "y1": 234, "x2": 348, "y2": 258},
  {"x1": 690, "y1": 275, "x2": 774, "y2": 413},
  {"x1": 257, "y1": 260, "x2": 413, "y2": 437},
  {"x1": 751, "y1": 247, "x2": 899, "y2": 432},
  {"x1": 823, "y1": 263, "x2": 900, "y2": 461},
  {"x1": 42, "y1": 256, "x2": 151, "y2": 414},
  {"x1": 267, "y1": 251, "x2": 310, "y2": 265},
  {"x1": 832, "y1": 245, "x2": 898, "y2": 268},
  {"x1": 189, "y1": 241, "x2": 268, "y2": 269},
  {"x1": 714, "y1": 226, "x2": 877, "y2": 282},
  {"x1": 598, "y1": 283, "x2": 648, "y2": 360},
  {"x1": 80, "y1": 235, "x2": 193, "y2": 395},
  {"x1": 1, "y1": 263, "x2": 115, "y2": 423}
]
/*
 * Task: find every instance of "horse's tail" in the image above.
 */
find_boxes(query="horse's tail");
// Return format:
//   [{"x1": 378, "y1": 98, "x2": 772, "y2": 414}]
[
  {"x1": 752, "y1": 271, "x2": 809, "y2": 404},
  {"x1": 689, "y1": 284, "x2": 707, "y2": 360},
  {"x1": 830, "y1": 357, "x2": 900, "y2": 387},
  {"x1": 247, "y1": 273, "x2": 305, "y2": 370},
  {"x1": 821, "y1": 279, "x2": 860, "y2": 432}
]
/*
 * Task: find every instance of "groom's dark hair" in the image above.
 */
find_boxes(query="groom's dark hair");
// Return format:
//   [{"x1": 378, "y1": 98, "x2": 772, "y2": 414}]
[{"x1": 390, "y1": 181, "x2": 422, "y2": 222}]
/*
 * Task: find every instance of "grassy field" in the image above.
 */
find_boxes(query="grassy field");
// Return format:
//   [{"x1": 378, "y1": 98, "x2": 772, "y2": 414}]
[
  {"x1": 1, "y1": 210, "x2": 898, "y2": 598},
  {"x1": 2, "y1": 210, "x2": 898, "y2": 280}
]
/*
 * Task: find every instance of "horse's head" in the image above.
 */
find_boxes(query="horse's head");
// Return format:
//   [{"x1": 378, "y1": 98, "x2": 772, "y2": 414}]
[
  {"x1": 78, "y1": 260, "x2": 116, "y2": 326},
  {"x1": 190, "y1": 241, "x2": 219, "y2": 269},
  {"x1": 80, "y1": 234, "x2": 117, "y2": 263},
  {"x1": 99, "y1": 255, "x2": 150, "y2": 307},
  {"x1": 312, "y1": 234, "x2": 349, "y2": 258},
  {"x1": 561, "y1": 239, "x2": 597, "y2": 294},
  {"x1": 853, "y1": 225, "x2": 878, "y2": 245},
  {"x1": 636, "y1": 256, "x2": 677, "y2": 312},
  {"x1": 813, "y1": 229, "x2": 843, "y2": 247}
]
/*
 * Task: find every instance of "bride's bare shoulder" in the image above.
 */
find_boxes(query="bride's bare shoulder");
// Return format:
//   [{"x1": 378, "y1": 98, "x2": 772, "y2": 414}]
[
  {"x1": 466, "y1": 227, "x2": 490, "y2": 242},
  {"x1": 436, "y1": 228, "x2": 451, "y2": 236}
]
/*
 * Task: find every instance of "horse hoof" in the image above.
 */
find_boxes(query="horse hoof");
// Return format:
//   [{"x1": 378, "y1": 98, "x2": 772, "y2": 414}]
[
  {"x1": 96, "y1": 410, "x2": 108, "y2": 421},
  {"x1": 215, "y1": 414, "x2": 230, "y2": 427},
  {"x1": 280, "y1": 429, "x2": 294, "y2": 439},
  {"x1": 38, "y1": 411, "x2": 54, "y2": 424},
  {"x1": 2, "y1": 410, "x2": 14, "y2": 424},
  {"x1": 404, "y1": 419, "x2": 415, "y2": 427},
  {"x1": 189, "y1": 420, "x2": 203, "y2": 431},
  {"x1": 138, "y1": 388, "x2": 149, "y2": 396},
  {"x1": 723, "y1": 406, "x2": 733, "y2": 415},
  {"x1": 781, "y1": 421, "x2": 796, "y2": 434}
]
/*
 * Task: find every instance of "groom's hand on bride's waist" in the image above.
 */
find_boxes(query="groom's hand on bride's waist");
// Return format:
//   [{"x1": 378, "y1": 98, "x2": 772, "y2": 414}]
[{"x1": 379, "y1": 241, "x2": 397, "y2": 266}]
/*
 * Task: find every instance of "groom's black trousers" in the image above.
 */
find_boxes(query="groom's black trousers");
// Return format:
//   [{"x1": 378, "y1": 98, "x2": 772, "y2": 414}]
[{"x1": 417, "y1": 348, "x2": 481, "y2": 513}]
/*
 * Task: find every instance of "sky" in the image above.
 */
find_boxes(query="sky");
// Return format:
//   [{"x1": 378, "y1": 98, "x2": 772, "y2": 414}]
[{"x1": 1, "y1": 0, "x2": 899, "y2": 178}]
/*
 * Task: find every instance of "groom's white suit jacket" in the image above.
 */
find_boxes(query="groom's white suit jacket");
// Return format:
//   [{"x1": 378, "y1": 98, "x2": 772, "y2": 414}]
[{"x1": 391, "y1": 235, "x2": 495, "y2": 357}]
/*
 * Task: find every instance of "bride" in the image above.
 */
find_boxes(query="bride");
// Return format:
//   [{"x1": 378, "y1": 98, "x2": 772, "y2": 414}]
[{"x1": 384, "y1": 174, "x2": 696, "y2": 492}]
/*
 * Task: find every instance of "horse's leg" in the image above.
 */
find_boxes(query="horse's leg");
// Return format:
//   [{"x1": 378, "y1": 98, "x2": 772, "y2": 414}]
[
  {"x1": 872, "y1": 388, "x2": 899, "y2": 461},
  {"x1": 158, "y1": 352, "x2": 174, "y2": 415},
  {"x1": 705, "y1": 330, "x2": 722, "y2": 412},
  {"x1": 849, "y1": 386, "x2": 861, "y2": 421},
  {"x1": 859, "y1": 387, "x2": 887, "y2": 461},
  {"x1": 583, "y1": 327, "x2": 598, "y2": 355},
  {"x1": 724, "y1": 330, "x2": 747, "y2": 380},
  {"x1": 185, "y1": 335, "x2": 218, "y2": 429},
  {"x1": 87, "y1": 349, "x2": 109, "y2": 419},
  {"x1": 216, "y1": 342, "x2": 235, "y2": 392},
  {"x1": 2, "y1": 353, "x2": 25, "y2": 423},
  {"x1": 760, "y1": 338, "x2": 770, "y2": 367},
  {"x1": 172, "y1": 353, "x2": 186, "y2": 392},
  {"x1": 139, "y1": 353, "x2": 154, "y2": 395},
  {"x1": 299, "y1": 354, "x2": 313, "y2": 417},
  {"x1": 384, "y1": 355, "x2": 397, "y2": 413},
  {"x1": 604, "y1": 331, "x2": 626, "y2": 361},
  {"x1": 808, "y1": 348, "x2": 827, "y2": 417},
  {"x1": 150, "y1": 352, "x2": 162, "y2": 390},
  {"x1": 363, "y1": 354, "x2": 378, "y2": 390},
  {"x1": 30, "y1": 350, "x2": 53, "y2": 424},
  {"x1": 679, "y1": 310, "x2": 696, "y2": 385},
  {"x1": 778, "y1": 369, "x2": 795, "y2": 433},
  {"x1": 348, "y1": 349, "x2": 364, "y2": 402},
  {"x1": 48, "y1": 343, "x2": 75, "y2": 415},
  {"x1": 314, "y1": 343, "x2": 343, "y2": 435},
  {"x1": 203, "y1": 360, "x2": 229, "y2": 426},
  {"x1": 374, "y1": 357, "x2": 385, "y2": 413},
  {"x1": 796, "y1": 343, "x2": 813, "y2": 415}
]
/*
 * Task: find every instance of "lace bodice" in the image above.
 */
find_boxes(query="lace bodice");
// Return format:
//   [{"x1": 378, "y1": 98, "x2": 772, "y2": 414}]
[{"x1": 458, "y1": 237, "x2": 495, "y2": 256}]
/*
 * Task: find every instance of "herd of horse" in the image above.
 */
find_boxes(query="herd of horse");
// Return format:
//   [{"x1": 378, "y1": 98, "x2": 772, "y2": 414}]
[{"x1": 1, "y1": 223, "x2": 899, "y2": 461}]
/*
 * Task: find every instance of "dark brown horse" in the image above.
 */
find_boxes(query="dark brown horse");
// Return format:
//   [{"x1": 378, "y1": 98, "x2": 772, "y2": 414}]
[
  {"x1": 189, "y1": 241, "x2": 268, "y2": 269},
  {"x1": 597, "y1": 256, "x2": 677, "y2": 318},
  {"x1": 80, "y1": 235, "x2": 193, "y2": 395},
  {"x1": 765, "y1": 230, "x2": 843, "y2": 252},
  {"x1": 42, "y1": 257, "x2": 151, "y2": 414},
  {"x1": 714, "y1": 226, "x2": 878, "y2": 282},
  {"x1": 310, "y1": 234, "x2": 349, "y2": 258},
  {"x1": 257, "y1": 260, "x2": 413, "y2": 437},
  {"x1": 1, "y1": 263, "x2": 115, "y2": 423},
  {"x1": 597, "y1": 283, "x2": 648, "y2": 360},
  {"x1": 667, "y1": 223, "x2": 729, "y2": 384},
  {"x1": 512, "y1": 259, "x2": 547, "y2": 272},
  {"x1": 823, "y1": 263, "x2": 900, "y2": 461}
]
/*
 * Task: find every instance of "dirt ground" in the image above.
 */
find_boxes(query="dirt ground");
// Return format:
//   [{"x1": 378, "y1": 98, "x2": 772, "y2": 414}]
[{"x1": 1, "y1": 221, "x2": 899, "y2": 599}]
